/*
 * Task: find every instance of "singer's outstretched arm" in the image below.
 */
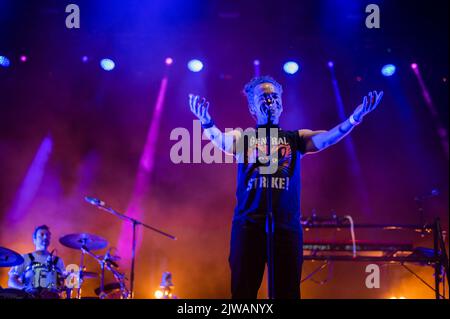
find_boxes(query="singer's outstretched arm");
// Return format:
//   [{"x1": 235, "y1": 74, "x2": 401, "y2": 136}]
[
  {"x1": 300, "y1": 91, "x2": 384, "y2": 154},
  {"x1": 189, "y1": 94, "x2": 241, "y2": 155}
]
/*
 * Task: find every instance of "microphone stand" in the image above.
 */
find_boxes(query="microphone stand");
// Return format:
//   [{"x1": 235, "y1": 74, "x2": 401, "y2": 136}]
[
  {"x1": 265, "y1": 109, "x2": 275, "y2": 299},
  {"x1": 77, "y1": 242, "x2": 86, "y2": 299},
  {"x1": 100, "y1": 255, "x2": 106, "y2": 299},
  {"x1": 86, "y1": 198, "x2": 177, "y2": 298}
]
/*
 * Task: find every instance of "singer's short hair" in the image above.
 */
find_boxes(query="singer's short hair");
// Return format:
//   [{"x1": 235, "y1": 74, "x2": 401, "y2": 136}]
[
  {"x1": 243, "y1": 76, "x2": 283, "y2": 111},
  {"x1": 33, "y1": 225, "x2": 50, "y2": 239}
]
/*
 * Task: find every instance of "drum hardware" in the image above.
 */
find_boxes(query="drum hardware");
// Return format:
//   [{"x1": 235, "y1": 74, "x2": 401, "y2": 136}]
[
  {"x1": 80, "y1": 245, "x2": 129, "y2": 299},
  {"x1": 22, "y1": 262, "x2": 65, "y2": 299},
  {"x1": 59, "y1": 233, "x2": 108, "y2": 299}
]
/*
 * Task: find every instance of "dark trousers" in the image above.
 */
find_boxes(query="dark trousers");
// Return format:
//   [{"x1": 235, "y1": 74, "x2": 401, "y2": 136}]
[{"x1": 228, "y1": 221, "x2": 303, "y2": 299}]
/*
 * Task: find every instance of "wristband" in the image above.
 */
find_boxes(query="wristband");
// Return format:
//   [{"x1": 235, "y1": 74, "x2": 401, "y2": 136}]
[
  {"x1": 349, "y1": 114, "x2": 361, "y2": 126},
  {"x1": 201, "y1": 119, "x2": 215, "y2": 129}
]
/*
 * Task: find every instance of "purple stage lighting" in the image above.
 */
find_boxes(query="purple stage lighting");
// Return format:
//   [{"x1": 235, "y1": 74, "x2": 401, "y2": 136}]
[
  {"x1": 187, "y1": 59, "x2": 203, "y2": 72},
  {"x1": 82, "y1": 56, "x2": 89, "y2": 63},
  {"x1": 328, "y1": 61, "x2": 334, "y2": 68},
  {"x1": 381, "y1": 64, "x2": 396, "y2": 77},
  {"x1": 283, "y1": 61, "x2": 299, "y2": 75},
  {"x1": 20, "y1": 55, "x2": 28, "y2": 63},
  {"x1": 100, "y1": 58, "x2": 115, "y2": 71},
  {"x1": 411, "y1": 63, "x2": 418, "y2": 70}
]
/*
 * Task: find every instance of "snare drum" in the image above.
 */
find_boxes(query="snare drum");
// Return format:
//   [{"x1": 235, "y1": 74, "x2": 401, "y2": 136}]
[
  {"x1": 24, "y1": 264, "x2": 64, "y2": 299},
  {"x1": 32, "y1": 266, "x2": 60, "y2": 289}
]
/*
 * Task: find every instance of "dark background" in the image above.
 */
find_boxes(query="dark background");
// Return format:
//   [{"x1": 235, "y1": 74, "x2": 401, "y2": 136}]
[{"x1": 0, "y1": 0, "x2": 448, "y2": 298}]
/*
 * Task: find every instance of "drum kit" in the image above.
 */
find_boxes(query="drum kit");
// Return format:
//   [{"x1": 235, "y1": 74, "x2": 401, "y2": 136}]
[
  {"x1": 59, "y1": 232, "x2": 130, "y2": 299},
  {"x1": 0, "y1": 233, "x2": 129, "y2": 299},
  {"x1": 1, "y1": 196, "x2": 176, "y2": 300}
]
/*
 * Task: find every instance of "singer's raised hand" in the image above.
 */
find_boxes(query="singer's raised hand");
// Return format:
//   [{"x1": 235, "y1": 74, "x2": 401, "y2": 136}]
[
  {"x1": 189, "y1": 94, "x2": 212, "y2": 125},
  {"x1": 352, "y1": 90, "x2": 384, "y2": 122}
]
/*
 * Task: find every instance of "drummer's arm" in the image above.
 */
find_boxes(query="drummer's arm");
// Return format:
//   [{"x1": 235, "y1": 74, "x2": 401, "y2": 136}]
[
  {"x1": 56, "y1": 258, "x2": 65, "y2": 274},
  {"x1": 8, "y1": 273, "x2": 25, "y2": 289}
]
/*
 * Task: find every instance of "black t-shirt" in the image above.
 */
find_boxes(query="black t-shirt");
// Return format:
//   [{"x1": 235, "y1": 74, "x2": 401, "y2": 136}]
[{"x1": 233, "y1": 126, "x2": 306, "y2": 232}]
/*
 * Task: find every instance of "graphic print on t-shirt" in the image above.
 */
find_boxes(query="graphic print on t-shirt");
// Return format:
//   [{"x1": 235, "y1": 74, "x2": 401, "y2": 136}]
[
  {"x1": 234, "y1": 128, "x2": 303, "y2": 230},
  {"x1": 244, "y1": 135, "x2": 293, "y2": 192}
]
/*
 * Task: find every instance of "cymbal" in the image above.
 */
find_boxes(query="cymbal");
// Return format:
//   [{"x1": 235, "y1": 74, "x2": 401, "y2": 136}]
[
  {"x1": 0, "y1": 246, "x2": 24, "y2": 267},
  {"x1": 59, "y1": 233, "x2": 108, "y2": 251}
]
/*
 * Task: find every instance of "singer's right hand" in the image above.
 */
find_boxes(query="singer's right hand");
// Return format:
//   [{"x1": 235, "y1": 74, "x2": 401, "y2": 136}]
[{"x1": 189, "y1": 94, "x2": 211, "y2": 125}]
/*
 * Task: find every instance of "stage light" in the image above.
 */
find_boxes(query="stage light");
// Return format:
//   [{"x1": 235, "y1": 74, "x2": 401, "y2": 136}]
[
  {"x1": 20, "y1": 55, "x2": 27, "y2": 63},
  {"x1": 154, "y1": 290, "x2": 163, "y2": 299},
  {"x1": 283, "y1": 61, "x2": 299, "y2": 75},
  {"x1": 411, "y1": 63, "x2": 418, "y2": 70},
  {"x1": 153, "y1": 271, "x2": 176, "y2": 299},
  {"x1": 187, "y1": 59, "x2": 203, "y2": 72},
  {"x1": 327, "y1": 61, "x2": 334, "y2": 68},
  {"x1": 381, "y1": 64, "x2": 396, "y2": 77},
  {"x1": 0, "y1": 55, "x2": 11, "y2": 67},
  {"x1": 253, "y1": 59, "x2": 260, "y2": 66},
  {"x1": 81, "y1": 56, "x2": 89, "y2": 63},
  {"x1": 165, "y1": 57, "x2": 174, "y2": 66},
  {"x1": 100, "y1": 58, "x2": 115, "y2": 71}
]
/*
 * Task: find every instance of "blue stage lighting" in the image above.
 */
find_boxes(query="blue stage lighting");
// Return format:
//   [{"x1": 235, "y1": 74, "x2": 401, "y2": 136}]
[
  {"x1": 187, "y1": 59, "x2": 203, "y2": 72},
  {"x1": 100, "y1": 58, "x2": 115, "y2": 71},
  {"x1": 0, "y1": 55, "x2": 11, "y2": 67},
  {"x1": 283, "y1": 61, "x2": 299, "y2": 75},
  {"x1": 381, "y1": 64, "x2": 396, "y2": 77}
]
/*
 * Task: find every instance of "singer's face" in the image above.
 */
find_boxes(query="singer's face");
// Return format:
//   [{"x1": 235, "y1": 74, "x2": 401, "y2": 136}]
[
  {"x1": 33, "y1": 229, "x2": 51, "y2": 251},
  {"x1": 251, "y1": 83, "x2": 283, "y2": 124}
]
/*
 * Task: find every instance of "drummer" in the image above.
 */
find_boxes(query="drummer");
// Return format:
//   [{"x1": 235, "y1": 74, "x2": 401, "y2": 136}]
[{"x1": 8, "y1": 225, "x2": 65, "y2": 292}]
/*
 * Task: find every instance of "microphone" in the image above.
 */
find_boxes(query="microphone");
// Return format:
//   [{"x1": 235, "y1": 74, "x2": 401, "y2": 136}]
[
  {"x1": 265, "y1": 97, "x2": 274, "y2": 106},
  {"x1": 85, "y1": 196, "x2": 106, "y2": 207},
  {"x1": 414, "y1": 189, "x2": 440, "y2": 201},
  {"x1": 263, "y1": 94, "x2": 275, "y2": 108},
  {"x1": 262, "y1": 94, "x2": 275, "y2": 125}
]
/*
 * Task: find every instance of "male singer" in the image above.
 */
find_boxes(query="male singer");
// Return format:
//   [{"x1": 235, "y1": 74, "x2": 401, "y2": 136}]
[{"x1": 189, "y1": 76, "x2": 383, "y2": 299}]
